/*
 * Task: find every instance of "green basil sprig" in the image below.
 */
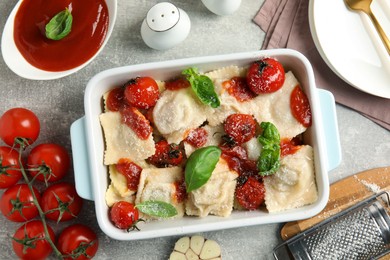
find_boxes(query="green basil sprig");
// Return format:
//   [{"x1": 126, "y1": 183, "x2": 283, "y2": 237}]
[
  {"x1": 45, "y1": 8, "x2": 73, "y2": 40},
  {"x1": 257, "y1": 122, "x2": 281, "y2": 176},
  {"x1": 182, "y1": 67, "x2": 220, "y2": 108},
  {"x1": 185, "y1": 146, "x2": 221, "y2": 192},
  {"x1": 136, "y1": 201, "x2": 177, "y2": 218}
]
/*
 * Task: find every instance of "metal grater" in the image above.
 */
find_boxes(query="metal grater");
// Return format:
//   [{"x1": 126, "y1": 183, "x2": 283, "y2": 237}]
[{"x1": 273, "y1": 191, "x2": 390, "y2": 260}]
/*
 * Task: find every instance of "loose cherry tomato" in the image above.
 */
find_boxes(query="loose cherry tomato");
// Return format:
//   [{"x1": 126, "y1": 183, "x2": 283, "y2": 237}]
[
  {"x1": 235, "y1": 177, "x2": 265, "y2": 210},
  {"x1": 165, "y1": 77, "x2": 190, "y2": 90},
  {"x1": 224, "y1": 114, "x2": 256, "y2": 145},
  {"x1": 0, "y1": 146, "x2": 22, "y2": 189},
  {"x1": 13, "y1": 220, "x2": 55, "y2": 260},
  {"x1": 116, "y1": 159, "x2": 143, "y2": 191},
  {"x1": 222, "y1": 76, "x2": 256, "y2": 102},
  {"x1": 110, "y1": 201, "x2": 140, "y2": 230},
  {"x1": 121, "y1": 105, "x2": 153, "y2": 140},
  {"x1": 124, "y1": 77, "x2": 159, "y2": 109},
  {"x1": 27, "y1": 143, "x2": 70, "y2": 182},
  {"x1": 0, "y1": 107, "x2": 40, "y2": 147},
  {"x1": 290, "y1": 85, "x2": 312, "y2": 128},
  {"x1": 184, "y1": 128, "x2": 208, "y2": 148},
  {"x1": 41, "y1": 182, "x2": 83, "y2": 222},
  {"x1": 57, "y1": 224, "x2": 99, "y2": 260},
  {"x1": 246, "y1": 58, "x2": 285, "y2": 94},
  {"x1": 147, "y1": 140, "x2": 183, "y2": 168},
  {"x1": 0, "y1": 183, "x2": 40, "y2": 222}
]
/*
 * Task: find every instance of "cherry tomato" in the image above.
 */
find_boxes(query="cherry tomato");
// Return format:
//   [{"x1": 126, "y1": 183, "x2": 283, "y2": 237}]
[
  {"x1": 116, "y1": 159, "x2": 143, "y2": 191},
  {"x1": 290, "y1": 85, "x2": 312, "y2": 128},
  {"x1": 235, "y1": 177, "x2": 265, "y2": 210},
  {"x1": 106, "y1": 87, "x2": 125, "y2": 112},
  {"x1": 0, "y1": 146, "x2": 22, "y2": 189},
  {"x1": 0, "y1": 107, "x2": 40, "y2": 147},
  {"x1": 121, "y1": 105, "x2": 153, "y2": 140},
  {"x1": 27, "y1": 143, "x2": 70, "y2": 182},
  {"x1": 222, "y1": 76, "x2": 256, "y2": 102},
  {"x1": 246, "y1": 58, "x2": 285, "y2": 94},
  {"x1": 224, "y1": 114, "x2": 256, "y2": 145},
  {"x1": 41, "y1": 182, "x2": 83, "y2": 222},
  {"x1": 165, "y1": 77, "x2": 190, "y2": 90},
  {"x1": 13, "y1": 220, "x2": 55, "y2": 260},
  {"x1": 57, "y1": 224, "x2": 98, "y2": 260},
  {"x1": 184, "y1": 128, "x2": 208, "y2": 148},
  {"x1": 1, "y1": 184, "x2": 40, "y2": 222},
  {"x1": 147, "y1": 140, "x2": 183, "y2": 168},
  {"x1": 124, "y1": 77, "x2": 159, "y2": 109},
  {"x1": 110, "y1": 201, "x2": 140, "y2": 230}
]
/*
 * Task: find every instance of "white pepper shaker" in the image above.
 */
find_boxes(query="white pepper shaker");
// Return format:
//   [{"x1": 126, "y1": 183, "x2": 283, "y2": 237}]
[
  {"x1": 141, "y1": 2, "x2": 191, "y2": 50},
  {"x1": 201, "y1": 0, "x2": 241, "y2": 16}
]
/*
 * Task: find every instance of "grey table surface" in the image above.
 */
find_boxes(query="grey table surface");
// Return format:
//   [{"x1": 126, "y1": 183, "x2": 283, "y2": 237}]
[{"x1": 1, "y1": 0, "x2": 389, "y2": 259}]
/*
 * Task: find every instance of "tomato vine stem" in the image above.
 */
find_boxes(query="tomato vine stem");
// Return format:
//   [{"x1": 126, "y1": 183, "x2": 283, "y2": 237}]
[{"x1": 16, "y1": 143, "x2": 63, "y2": 258}]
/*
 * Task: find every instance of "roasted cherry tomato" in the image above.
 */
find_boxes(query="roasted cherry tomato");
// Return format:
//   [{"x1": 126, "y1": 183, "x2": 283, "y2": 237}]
[
  {"x1": 27, "y1": 143, "x2": 70, "y2": 182},
  {"x1": 41, "y1": 182, "x2": 83, "y2": 222},
  {"x1": 121, "y1": 105, "x2": 153, "y2": 140},
  {"x1": 116, "y1": 159, "x2": 143, "y2": 191},
  {"x1": 0, "y1": 183, "x2": 40, "y2": 222},
  {"x1": 246, "y1": 58, "x2": 285, "y2": 94},
  {"x1": 224, "y1": 114, "x2": 256, "y2": 145},
  {"x1": 110, "y1": 201, "x2": 140, "y2": 230},
  {"x1": 106, "y1": 87, "x2": 125, "y2": 112},
  {"x1": 0, "y1": 107, "x2": 40, "y2": 147},
  {"x1": 235, "y1": 176, "x2": 265, "y2": 210},
  {"x1": 184, "y1": 128, "x2": 208, "y2": 148},
  {"x1": 147, "y1": 140, "x2": 183, "y2": 168},
  {"x1": 290, "y1": 85, "x2": 312, "y2": 128},
  {"x1": 0, "y1": 146, "x2": 22, "y2": 189},
  {"x1": 57, "y1": 224, "x2": 99, "y2": 260},
  {"x1": 124, "y1": 77, "x2": 159, "y2": 109},
  {"x1": 12, "y1": 220, "x2": 55, "y2": 260}
]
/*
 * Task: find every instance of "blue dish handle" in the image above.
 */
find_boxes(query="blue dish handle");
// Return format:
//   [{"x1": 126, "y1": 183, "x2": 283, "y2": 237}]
[
  {"x1": 70, "y1": 117, "x2": 94, "y2": 201},
  {"x1": 317, "y1": 89, "x2": 342, "y2": 171}
]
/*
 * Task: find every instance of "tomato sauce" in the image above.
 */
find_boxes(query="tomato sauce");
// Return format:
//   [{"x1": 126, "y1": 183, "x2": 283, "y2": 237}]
[
  {"x1": 121, "y1": 106, "x2": 153, "y2": 140},
  {"x1": 173, "y1": 180, "x2": 187, "y2": 203},
  {"x1": 14, "y1": 0, "x2": 109, "y2": 71},
  {"x1": 222, "y1": 77, "x2": 257, "y2": 102},
  {"x1": 116, "y1": 159, "x2": 142, "y2": 191},
  {"x1": 280, "y1": 138, "x2": 302, "y2": 157}
]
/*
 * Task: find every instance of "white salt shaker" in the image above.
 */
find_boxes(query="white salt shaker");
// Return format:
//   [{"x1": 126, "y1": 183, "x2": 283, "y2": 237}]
[
  {"x1": 201, "y1": 0, "x2": 241, "y2": 16},
  {"x1": 141, "y1": 2, "x2": 191, "y2": 50}
]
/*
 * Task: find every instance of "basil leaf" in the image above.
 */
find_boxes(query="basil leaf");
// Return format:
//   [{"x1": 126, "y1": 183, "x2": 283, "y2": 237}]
[
  {"x1": 182, "y1": 67, "x2": 220, "y2": 108},
  {"x1": 259, "y1": 122, "x2": 280, "y2": 144},
  {"x1": 185, "y1": 146, "x2": 221, "y2": 192},
  {"x1": 257, "y1": 122, "x2": 281, "y2": 176},
  {"x1": 257, "y1": 144, "x2": 281, "y2": 176},
  {"x1": 136, "y1": 201, "x2": 177, "y2": 218},
  {"x1": 45, "y1": 8, "x2": 73, "y2": 40}
]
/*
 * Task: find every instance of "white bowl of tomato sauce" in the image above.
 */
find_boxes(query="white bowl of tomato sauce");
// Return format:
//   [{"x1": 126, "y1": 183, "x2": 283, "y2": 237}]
[
  {"x1": 1, "y1": 0, "x2": 117, "y2": 80},
  {"x1": 70, "y1": 49, "x2": 341, "y2": 240}
]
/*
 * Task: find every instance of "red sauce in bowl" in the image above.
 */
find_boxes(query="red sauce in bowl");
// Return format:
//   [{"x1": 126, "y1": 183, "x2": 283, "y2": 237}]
[{"x1": 13, "y1": 0, "x2": 109, "y2": 72}]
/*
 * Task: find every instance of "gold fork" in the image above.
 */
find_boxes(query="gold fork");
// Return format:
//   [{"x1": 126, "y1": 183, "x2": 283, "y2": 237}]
[{"x1": 344, "y1": 0, "x2": 390, "y2": 55}]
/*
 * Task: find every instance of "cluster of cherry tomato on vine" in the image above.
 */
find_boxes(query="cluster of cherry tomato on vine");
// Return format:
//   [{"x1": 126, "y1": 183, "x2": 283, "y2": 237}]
[{"x1": 0, "y1": 107, "x2": 98, "y2": 259}]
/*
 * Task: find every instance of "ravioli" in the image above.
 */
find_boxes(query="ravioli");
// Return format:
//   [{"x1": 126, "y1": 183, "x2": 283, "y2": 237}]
[
  {"x1": 100, "y1": 111, "x2": 155, "y2": 165},
  {"x1": 153, "y1": 88, "x2": 213, "y2": 144},
  {"x1": 263, "y1": 145, "x2": 317, "y2": 212},
  {"x1": 135, "y1": 167, "x2": 185, "y2": 219},
  {"x1": 186, "y1": 158, "x2": 238, "y2": 217}
]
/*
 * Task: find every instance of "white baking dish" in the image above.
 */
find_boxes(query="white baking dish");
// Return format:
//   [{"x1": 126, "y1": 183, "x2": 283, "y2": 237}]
[{"x1": 70, "y1": 49, "x2": 341, "y2": 241}]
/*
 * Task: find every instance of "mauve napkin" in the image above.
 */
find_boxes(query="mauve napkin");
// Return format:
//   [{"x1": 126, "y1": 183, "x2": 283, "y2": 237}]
[{"x1": 254, "y1": 0, "x2": 390, "y2": 130}]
